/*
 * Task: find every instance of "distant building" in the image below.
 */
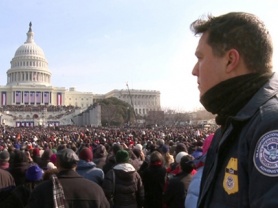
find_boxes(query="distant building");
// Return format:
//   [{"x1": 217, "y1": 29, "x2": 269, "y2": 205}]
[
  {"x1": 0, "y1": 23, "x2": 161, "y2": 127},
  {"x1": 94, "y1": 89, "x2": 161, "y2": 116}
]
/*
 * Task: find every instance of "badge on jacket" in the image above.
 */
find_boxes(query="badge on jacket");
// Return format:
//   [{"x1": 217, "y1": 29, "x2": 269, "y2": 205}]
[
  {"x1": 223, "y1": 157, "x2": 239, "y2": 195},
  {"x1": 254, "y1": 130, "x2": 278, "y2": 177}
]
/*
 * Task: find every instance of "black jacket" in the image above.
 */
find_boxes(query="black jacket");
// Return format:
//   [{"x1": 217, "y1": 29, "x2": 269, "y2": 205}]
[
  {"x1": 142, "y1": 164, "x2": 166, "y2": 208},
  {"x1": 102, "y1": 163, "x2": 144, "y2": 208},
  {"x1": 198, "y1": 74, "x2": 278, "y2": 207},
  {"x1": 28, "y1": 169, "x2": 109, "y2": 208}
]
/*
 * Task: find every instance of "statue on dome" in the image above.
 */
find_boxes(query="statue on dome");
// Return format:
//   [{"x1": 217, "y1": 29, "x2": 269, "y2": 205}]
[{"x1": 29, "y1": 22, "x2": 32, "y2": 32}]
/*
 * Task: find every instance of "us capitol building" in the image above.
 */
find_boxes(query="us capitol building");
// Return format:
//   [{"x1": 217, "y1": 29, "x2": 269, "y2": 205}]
[{"x1": 0, "y1": 23, "x2": 161, "y2": 127}]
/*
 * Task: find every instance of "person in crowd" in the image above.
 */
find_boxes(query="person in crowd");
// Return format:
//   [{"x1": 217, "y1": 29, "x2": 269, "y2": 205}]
[
  {"x1": 93, "y1": 144, "x2": 108, "y2": 169},
  {"x1": 0, "y1": 150, "x2": 10, "y2": 170},
  {"x1": 7, "y1": 146, "x2": 15, "y2": 167},
  {"x1": 164, "y1": 154, "x2": 195, "y2": 208},
  {"x1": 38, "y1": 149, "x2": 53, "y2": 170},
  {"x1": 158, "y1": 144, "x2": 174, "y2": 169},
  {"x1": 8, "y1": 150, "x2": 31, "y2": 186},
  {"x1": 167, "y1": 142, "x2": 188, "y2": 173},
  {"x1": 76, "y1": 147, "x2": 104, "y2": 186},
  {"x1": 185, "y1": 133, "x2": 214, "y2": 208},
  {"x1": 137, "y1": 142, "x2": 157, "y2": 178},
  {"x1": 0, "y1": 168, "x2": 15, "y2": 202},
  {"x1": 102, "y1": 149, "x2": 144, "y2": 208},
  {"x1": 32, "y1": 147, "x2": 41, "y2": 164},
  {"x1": 125, "y1": 148, "x2": 142, "y2": 171},
  {"x1": 156, "y1": 138, "x2": 165, "y2": 151},
  {"x1": 141, "y1": 150, "x2": 166, "y2": 208},
  {"x1": 167, "y1": 151, "x2": 189, "y2": 177},
  {"x1": 133, "y1": 143, "x2": 145, "y2": 164},
  {"x1": 102, "y1": 143, "x2": 123, "y2": 174},
  {"x1": 0, "y1": 164, "x2": 44, "y2": 207},
  {"x1": 28, "y1": 148, "x2": 109, "y2": 208},
  {"x1": 191, "y1": 12, "x2": 278, "y2": 207},
  {"x1": 46, "y1": 153, "x2": 57, "y2": 170}
]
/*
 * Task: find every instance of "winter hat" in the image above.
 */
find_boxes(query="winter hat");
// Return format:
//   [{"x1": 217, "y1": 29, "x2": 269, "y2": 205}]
[
  {"x1": 25, "y1": 165, "x2": 43, "y2": 182},
  {"x1": 79, "y1": 147, "x2": 93, "y2": 162},
  {"x1": 50, "y1": 154, "x2": 57, "y2": 165},
  {"x1": 57, "y1": 148, "x2": 79, "y2": 169},
  {"x1": 160, "y1": 145, "x2": 169, "y2": 154},
  {"x1": 14, "y1": 143, "x2": 20, "y2": 150},
  {"x1": 134, "y1": 144, "x2": 143, "y2": 151},
  {"x1": 0, "y1": 150, "x2": 10, "y2": 162},
  {"x1": 32, "y1": 148, "x2": 40, "y2": 157},
  {"x1": 175, "y1": 151, "x2": 189, "y2": 163},
  {"x1": 47, "y1": 162, "x2": 57, "y2": 170},
  {"x1": 116, "y1": 150, "x2": 130, "y2": 163}
]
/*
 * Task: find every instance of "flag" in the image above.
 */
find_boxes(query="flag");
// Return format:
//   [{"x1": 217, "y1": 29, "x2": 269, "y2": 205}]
[
  {"x1": 16, "y1": 91, "x2": 21, "y2": 104},
  {"x1": 30, "y1": 91, "x2": 35, "y2": 104},
  {"x1": 44, "y1": 92, "x2": 50, "y2": 104},
  {"x1": 24, "y1": 91, "x2": 29, "y2": 104},
  {"x1": 36, "y1": 92, "x2": 42, "y2": 104}
]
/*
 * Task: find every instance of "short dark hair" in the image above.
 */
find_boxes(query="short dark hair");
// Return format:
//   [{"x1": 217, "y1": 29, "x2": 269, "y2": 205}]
[
  {"x1": 190, "y1": 12, "x2": 273, "y2": 73},
  {"x1": 180, "y1": 155, "x2": 194, "y2": 174}
]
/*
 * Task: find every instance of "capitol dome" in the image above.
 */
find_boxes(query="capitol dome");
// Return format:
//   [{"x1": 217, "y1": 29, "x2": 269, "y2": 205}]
[{"x1": 6, "y1": 22, "x2": 52, "y2": 86}]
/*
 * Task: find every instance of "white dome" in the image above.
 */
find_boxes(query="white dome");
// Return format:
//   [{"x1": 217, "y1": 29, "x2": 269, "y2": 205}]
[
  {"x1": 6, "y1": 22, "x2": 52, "y2": 86},
  {"x1": 14, "y1": 43, "x2": 45, "y2": 58}
]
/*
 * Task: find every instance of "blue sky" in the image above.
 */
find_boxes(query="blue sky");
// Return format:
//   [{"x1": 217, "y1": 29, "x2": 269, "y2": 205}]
[{"x1": 0, "y1": 0, "x2": 278, "y2": 111}]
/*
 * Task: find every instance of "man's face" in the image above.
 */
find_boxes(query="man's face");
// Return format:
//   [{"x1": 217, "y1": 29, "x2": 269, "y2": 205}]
[{"x1": 192, "y1": 32, "x2": 228, "y2": 97}]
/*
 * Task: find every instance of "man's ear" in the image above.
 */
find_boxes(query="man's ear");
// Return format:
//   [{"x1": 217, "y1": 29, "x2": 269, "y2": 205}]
[{"x1": 226, "y1": 49, "x2": 240, "y2": 73}]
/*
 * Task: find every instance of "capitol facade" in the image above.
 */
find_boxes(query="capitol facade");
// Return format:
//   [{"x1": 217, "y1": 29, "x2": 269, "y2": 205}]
[{"x1": 0, "y1": 23, "x2": 161, "y2": 127}]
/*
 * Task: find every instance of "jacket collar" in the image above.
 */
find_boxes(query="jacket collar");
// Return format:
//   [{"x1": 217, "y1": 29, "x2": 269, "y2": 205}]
[
  {"x1": 58, "y1": 169, "x2": 83, "y2": 178},
  {"x1": 233, "y1": 72, "x2": 278, "y2": 121}
]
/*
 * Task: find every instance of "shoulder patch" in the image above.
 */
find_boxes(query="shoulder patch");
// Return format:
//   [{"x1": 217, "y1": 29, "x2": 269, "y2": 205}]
[{"x1": 254, "y1": 130, "x2": 278, "y2": 177}]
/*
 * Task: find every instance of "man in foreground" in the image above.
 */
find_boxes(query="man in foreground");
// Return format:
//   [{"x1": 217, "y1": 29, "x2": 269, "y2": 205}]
[
  {"x1": 191, "y1": 12, "x2": 278, "y2": 207},
  {"x1": 29, "y1": 148, "x2": 109, "y2": 208}
]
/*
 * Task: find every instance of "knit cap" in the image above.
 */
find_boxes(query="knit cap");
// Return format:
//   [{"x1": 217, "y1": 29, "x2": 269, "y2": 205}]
[
  {"x1": 32, "y1": 148, "x2": 40, "y2": 157},
  {"x1": 25, "y1": 165, "x2": 43, "y2": 182},
  {"x1": 50, "y1": 154, "x2": 57, "y2": 164},
  {"x1": 79, "y1": 147, "x2": 93, "y2": 162},
  {"x1": 116, "y1": 150, "x2": 130, "y2": 163}
]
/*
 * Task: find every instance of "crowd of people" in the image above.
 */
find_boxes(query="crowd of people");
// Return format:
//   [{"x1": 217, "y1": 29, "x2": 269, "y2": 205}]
[
  {"x1": 1, "y1": 10, "x2": 278, "y2": 208},
  {"x1": 0, "y1": 123, "x2": 214, "y2": 208}
]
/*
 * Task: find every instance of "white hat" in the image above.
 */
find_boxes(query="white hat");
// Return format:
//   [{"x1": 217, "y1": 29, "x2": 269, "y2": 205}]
[
  {"x1": 175, "y1": 151, "x2": 188, "y2": 163},
  {"x1": 47, "y1": 162, "x2": 57, "y2": 170},
  {"x1": 134, "y1": 144, "x2": 143, "y2": 151}
]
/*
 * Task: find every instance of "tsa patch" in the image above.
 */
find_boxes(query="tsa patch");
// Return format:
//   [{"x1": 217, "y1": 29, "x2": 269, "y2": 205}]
[{"x1": 254, "y1": 130, "x2": 278, "y2": 177}]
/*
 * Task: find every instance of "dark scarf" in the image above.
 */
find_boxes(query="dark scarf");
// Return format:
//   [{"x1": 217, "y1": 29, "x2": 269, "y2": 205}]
[{"x1": 200, "y1": 72, "x2": 273, "y2": 125}]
